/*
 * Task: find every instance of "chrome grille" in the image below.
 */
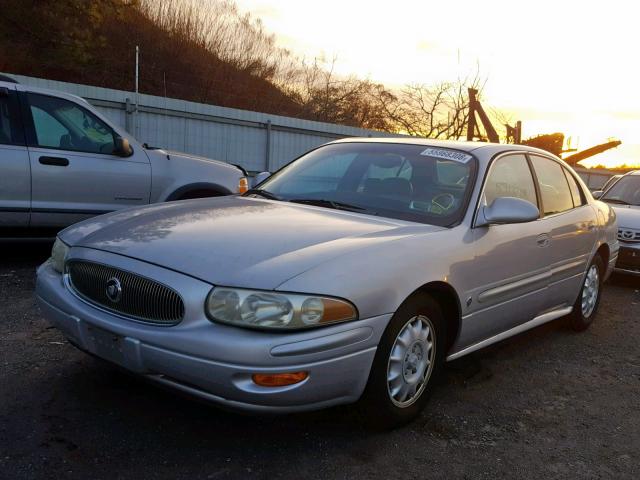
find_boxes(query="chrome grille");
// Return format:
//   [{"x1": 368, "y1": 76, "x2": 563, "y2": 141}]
[
  {"x1": 617, "y1": 228, "x2": 640, "y2": 243},
  {"x1": 66, "y1": 260, "x2": 184, "y2": 326}
]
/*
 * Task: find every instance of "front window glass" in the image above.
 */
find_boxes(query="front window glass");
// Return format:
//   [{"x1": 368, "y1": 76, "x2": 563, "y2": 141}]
[
  {"x1": 28, "y1": 93, "x2": 116, "y2": 154},
  {"x1": 255, "y1": 143, "x2": 477, "y2": 226},
  {"x1": 530, "y1": 155, "x2": 574, "y2": 215},
  {"x1": 484, "y1": 154, "x2": 537, "y2": 207},
  {"x1": 601, "y1": 175, "x2": 640, "y2": 206}
]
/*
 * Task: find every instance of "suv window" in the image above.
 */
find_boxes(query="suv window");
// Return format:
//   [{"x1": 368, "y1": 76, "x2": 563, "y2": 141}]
[
  {"x1": 563, "y1": 168, "x2": 586, "y2": 207},
  {"x1": 530, "y1": 155, "x2": 574, "y2": 215},
  {"x1": 484, "y1": 154, "x2": 537, "y2": 207},
  {"x1": 27, "y1": 93, "x2": 116, "y2": 155},
  {"x1": 0, "y1": 90, "x2": 24, "y2": 146}
]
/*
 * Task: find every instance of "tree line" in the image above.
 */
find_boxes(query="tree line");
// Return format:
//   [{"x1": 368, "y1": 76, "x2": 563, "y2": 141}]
[{"x1": 0, "y1": 0, "x2": 493, "y2": 138}]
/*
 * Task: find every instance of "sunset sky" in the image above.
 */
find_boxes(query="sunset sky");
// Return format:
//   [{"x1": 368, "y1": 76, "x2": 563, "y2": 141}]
[{"x1": 236, "y1": 0, "x2": 639, "y2": 168}]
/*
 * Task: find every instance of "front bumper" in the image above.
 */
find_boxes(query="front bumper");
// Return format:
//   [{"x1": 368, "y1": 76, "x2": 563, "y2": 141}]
[
  {"x1": 36, "y1": 249, "x2": 391, "y2": 413},
  {"x1": 614, "y1": 242, "x2": 640, "y2": 276}
]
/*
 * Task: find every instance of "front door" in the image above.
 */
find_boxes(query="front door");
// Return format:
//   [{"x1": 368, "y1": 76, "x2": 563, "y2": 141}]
[
  {"x1": 463, "y1": 153, "x2": 550, "y2": 347},
  {"x1": 21, "y1": 91, "x2": 151, "y2": 227},
  {"x1": 0, "y1": 86, "x2": 30, "y2": 228}
]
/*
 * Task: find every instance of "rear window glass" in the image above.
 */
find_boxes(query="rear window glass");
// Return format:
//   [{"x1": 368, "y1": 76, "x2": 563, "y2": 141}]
[{"x1": 530, "y1": 156, "x2": 574, "y2": 215}]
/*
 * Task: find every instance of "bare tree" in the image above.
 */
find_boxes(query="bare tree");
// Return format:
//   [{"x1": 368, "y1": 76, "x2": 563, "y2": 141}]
[
  {"x1": 376, "y1": 73, "x2": 484, "y2": 139},
  {"x1": 284, "y1": 57, "x2": 394, "y2": 130}
]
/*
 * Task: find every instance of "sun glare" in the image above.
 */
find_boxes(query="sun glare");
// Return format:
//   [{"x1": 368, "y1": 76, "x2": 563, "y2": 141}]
[{"x1": 236, "y1": 0, "x2": 639, "y2": 168}]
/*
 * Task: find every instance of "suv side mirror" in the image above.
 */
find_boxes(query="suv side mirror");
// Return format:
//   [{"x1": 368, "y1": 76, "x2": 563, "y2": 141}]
[
  {"x1": 114, "y1": 136, "x2": 133, "y2": 157},
  {"x1": 253, "y1": 171, "x2": 271, "y2": 187},
  {"x1": 476, "y1": 197, "x2": 539, "y2": 227},
  {"x1": 592, "y1": 190, "x2": 604, "y2": 199}
]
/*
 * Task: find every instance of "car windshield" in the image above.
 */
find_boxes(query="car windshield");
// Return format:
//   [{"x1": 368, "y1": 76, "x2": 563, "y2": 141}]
[
  {"x1": 252, "y1": 142, "x2": 477, "y2": 226},
  {"x1": 601, "y1": 175, "x2": 640, "y2": 206}
]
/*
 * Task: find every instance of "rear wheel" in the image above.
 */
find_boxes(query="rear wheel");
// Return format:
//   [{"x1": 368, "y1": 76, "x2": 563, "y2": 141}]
[
  {"x1": 360, "y1": 294, "x2": 445, "y2": 429},
  {"x1": 568, "y1": 255, "x2": 604, "y2": 331}
]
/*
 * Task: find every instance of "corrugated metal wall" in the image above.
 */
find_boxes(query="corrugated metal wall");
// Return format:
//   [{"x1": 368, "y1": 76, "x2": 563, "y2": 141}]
[{"x1": 5, "y1": 73, "x2": 401, "y2": 172}]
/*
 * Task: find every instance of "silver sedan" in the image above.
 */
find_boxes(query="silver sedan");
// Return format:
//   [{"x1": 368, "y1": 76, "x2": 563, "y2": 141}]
[{"x1": 36, "y1": 139, "x2": 619, "y2": 427}]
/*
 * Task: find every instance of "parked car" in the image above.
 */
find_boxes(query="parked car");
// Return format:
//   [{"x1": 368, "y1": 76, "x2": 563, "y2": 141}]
[
  {"x1": 595, "y1": 170, "x2": 640, "y2": 275},
  {"x1": 0, "y1": 76, "x2": 247, "y2": 233},
  {"x1": 601, "y1": 174, "x2": 623, "y2": 193},
  {"x1": 36, "y1": 139, "x2": 618, "y2": 427}
]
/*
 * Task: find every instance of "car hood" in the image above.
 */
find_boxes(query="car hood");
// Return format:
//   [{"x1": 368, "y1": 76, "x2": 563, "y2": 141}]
[
  {"x1": 610, "y1": 204, "x2": 640, "y2": 228},
  {"x1": 146, "y1": 148, "x2": 240, "y2": 173},
  {"x1": 60, "y1": 197, "x2": 440, "y2": 289}
]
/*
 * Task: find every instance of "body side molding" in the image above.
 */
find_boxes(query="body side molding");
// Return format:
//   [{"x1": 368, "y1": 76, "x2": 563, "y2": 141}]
[{"x1": 446, "y1": 306, "x2": 573, "y2": 361}]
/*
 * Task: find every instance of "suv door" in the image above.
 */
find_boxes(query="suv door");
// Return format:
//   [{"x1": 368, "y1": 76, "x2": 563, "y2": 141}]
[
  {"x1": 21, "y1": 91, "x2": 151, "y2": 227},
  {"x1": 0, "y1": 85, "x2": 30, "y2": 227},
  {"x1": 529, "y1": 155, "x2": 597, "y2": 308},
  {"x1": 465, "y1": 153, "x2": 550, "y2": 346}
]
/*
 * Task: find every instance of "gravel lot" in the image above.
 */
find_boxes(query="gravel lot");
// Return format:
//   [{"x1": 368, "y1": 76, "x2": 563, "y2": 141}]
[{"x1": 1, "y1": 239, "x2": 639, "y2": 480}]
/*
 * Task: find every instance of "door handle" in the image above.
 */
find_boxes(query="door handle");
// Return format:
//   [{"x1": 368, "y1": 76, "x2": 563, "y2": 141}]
[
  {"x1": 39, "y1": 156, "x2": 69, "y2": 166},
  {"x1": 536, "y1": 233, "x2": 551, "y2": 248}
]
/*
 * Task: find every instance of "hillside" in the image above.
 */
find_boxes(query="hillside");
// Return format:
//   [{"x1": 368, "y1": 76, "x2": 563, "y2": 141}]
[
  {"x1": 0, "y1": 0, "x2": 300, "y2": 116},
  {"x1": 0, "y1": 0, "x2": 484, "y2": 136}
]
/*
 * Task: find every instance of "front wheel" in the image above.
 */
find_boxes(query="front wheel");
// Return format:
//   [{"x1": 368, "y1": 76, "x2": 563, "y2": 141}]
[
  {"x1": 568, "y1": 255, "x2": 604, "y2": 331},
  {"x1": 359, "y1": 294, "x2": 445, "y2": 429}
]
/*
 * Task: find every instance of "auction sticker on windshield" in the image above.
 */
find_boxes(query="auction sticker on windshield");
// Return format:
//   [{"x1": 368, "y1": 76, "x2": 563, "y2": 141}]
[{"x1": 420, "y1": 148, "x2": 473, "y2": 163}]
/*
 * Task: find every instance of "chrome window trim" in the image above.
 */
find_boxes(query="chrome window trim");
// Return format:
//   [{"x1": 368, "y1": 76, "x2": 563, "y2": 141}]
[{"x1": 472, "y1": 150, "x2": 540, "y2": 228}]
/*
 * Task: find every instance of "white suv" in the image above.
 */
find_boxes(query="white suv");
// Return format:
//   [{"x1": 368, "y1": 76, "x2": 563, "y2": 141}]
[{"x1": 0, "y1": 75, "x2": 248, "y2": 233}]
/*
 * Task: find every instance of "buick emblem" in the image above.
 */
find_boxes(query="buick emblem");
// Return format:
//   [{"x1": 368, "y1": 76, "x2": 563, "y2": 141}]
[{"x1": 106, "y1": 277, "x2": 122, "y2": 303}]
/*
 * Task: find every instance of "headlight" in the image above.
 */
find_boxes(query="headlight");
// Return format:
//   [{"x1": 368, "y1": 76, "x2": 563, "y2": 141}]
[
  {"x1": 50, "y1": 237, "x2": 69, "y2": 273},
  {"x1": 205, "y1": 287, "x2": 357, "y2": 330}
]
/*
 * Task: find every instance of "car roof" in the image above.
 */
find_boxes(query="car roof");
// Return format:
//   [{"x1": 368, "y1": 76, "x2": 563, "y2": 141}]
[{"x1": 328, "y1": 137, "x2": 559, "y2": 160}]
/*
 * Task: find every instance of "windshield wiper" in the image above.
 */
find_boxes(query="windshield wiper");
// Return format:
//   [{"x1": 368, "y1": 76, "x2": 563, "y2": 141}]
[
  {"x1": 289, "y1": 198, "x2": 374, "y2": 214},
  {"x1": 244, "y1": 188, "x2": 281, "y2": 200},
  {"x1": 603, "y1": 198, "x2": 630, "y2": 205}
]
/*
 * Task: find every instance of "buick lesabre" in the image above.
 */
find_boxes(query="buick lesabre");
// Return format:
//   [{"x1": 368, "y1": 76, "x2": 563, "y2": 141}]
[{"x1": 36, "y1": 139, "x2": 619, "y2": 427}]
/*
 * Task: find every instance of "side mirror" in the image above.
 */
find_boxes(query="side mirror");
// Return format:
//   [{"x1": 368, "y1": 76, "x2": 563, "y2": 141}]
[
  {"x1": 113, "y1": 136, "x2": 133, "y2": 157},
  {"x1": 253, "y1": 171, "x2": 271, "y2": 187},
  {"x1": 592, "y1": 190, "x2": 604, "y2": 199},
  {"x1": 476, "y1": 197, "x2": 539, "y2": 227}
]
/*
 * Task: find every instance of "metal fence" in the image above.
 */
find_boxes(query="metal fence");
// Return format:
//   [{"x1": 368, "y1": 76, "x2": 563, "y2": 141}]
[{"x1": 5, "y1": 73, "x2": 401, "y2": 172}]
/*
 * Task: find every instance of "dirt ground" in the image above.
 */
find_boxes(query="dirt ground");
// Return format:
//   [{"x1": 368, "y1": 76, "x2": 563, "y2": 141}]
[{"x1": 1, "y1": 239, "x2": 638, "y2": 480}]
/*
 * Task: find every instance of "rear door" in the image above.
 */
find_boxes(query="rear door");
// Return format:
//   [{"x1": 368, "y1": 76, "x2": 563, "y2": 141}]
[
  {"x1": 0, "y1": 85, "x2": 30, "y2": 227},
  {"x1": 529, "y1": 155, "x2": 597, "y2": 308},
  {"x1": 21, "y1": 91, "x2": 151, "y2": 227}
]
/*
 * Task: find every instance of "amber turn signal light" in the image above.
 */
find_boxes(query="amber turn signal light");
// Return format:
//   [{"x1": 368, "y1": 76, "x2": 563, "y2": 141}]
[
  {"x1": 238, "y1": 177, "x2": 249, "y2": 194},
  {"x1": 252, "y1": 371, "x2": 308, "y2": 387}
]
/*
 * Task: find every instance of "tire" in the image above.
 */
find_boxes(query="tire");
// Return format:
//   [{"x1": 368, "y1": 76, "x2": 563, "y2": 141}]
[
  {"x1": 359, "y1": 293, "x2": 446, "y2": 429},
  {"x1": 568, "y1": 255, "x2": 604, "y2": 332}
]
